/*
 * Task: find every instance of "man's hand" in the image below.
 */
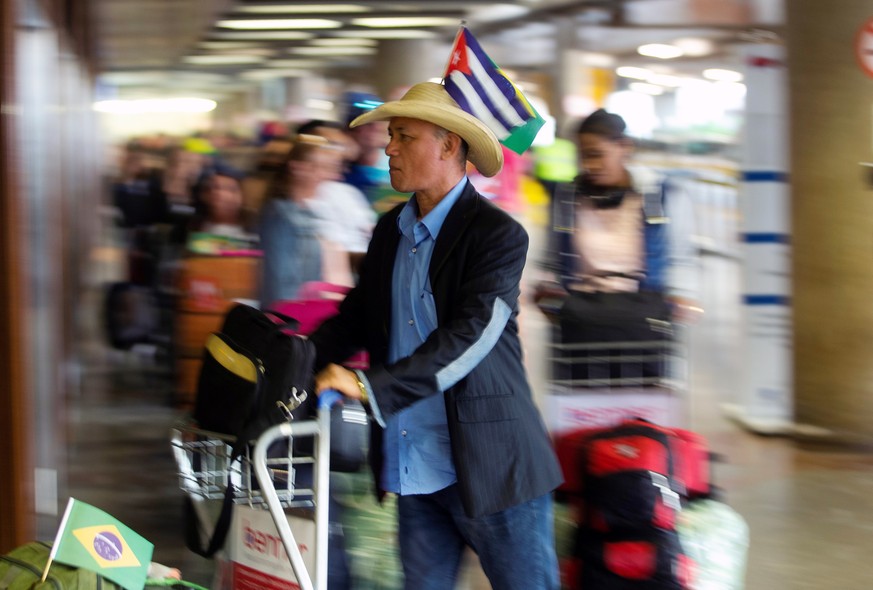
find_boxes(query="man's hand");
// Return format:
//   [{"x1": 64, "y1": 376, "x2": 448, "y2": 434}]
[{"x1": 315, "y1": 363, "x2": 363, "y2": 400}]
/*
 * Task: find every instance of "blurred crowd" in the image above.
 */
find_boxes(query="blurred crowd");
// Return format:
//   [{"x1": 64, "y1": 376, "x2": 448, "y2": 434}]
[
  {"x1": 101, "y1": 91, "x2": 564, "y2": 383},
  {"x1": 105, "y1": 93, "x2": 556, "y2": 314}
]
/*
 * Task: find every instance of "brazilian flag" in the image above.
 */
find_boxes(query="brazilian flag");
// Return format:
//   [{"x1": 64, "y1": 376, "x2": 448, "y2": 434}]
[{"x1": 49, "y1": 498, "x2": 153, "y2": 590}]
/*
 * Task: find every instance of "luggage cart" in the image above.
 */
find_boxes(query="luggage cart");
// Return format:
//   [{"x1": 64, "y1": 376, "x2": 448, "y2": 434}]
[
  {"x1": 172, "y1": 392, "x2": 342, "y2": 590},
  {"x1": 544, "y1": 323, "x2": 690, "y2": 435}
]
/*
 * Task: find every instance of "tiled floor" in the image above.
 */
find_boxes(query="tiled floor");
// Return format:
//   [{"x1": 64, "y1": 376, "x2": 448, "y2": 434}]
[{"x1": 67, "y1": 220, "x2": 873, "y2": 588}]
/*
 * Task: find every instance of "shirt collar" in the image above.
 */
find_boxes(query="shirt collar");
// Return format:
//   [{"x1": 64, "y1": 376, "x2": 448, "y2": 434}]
[{"x1": 397, "y1": 177, "x2": 468, "y2": 241}]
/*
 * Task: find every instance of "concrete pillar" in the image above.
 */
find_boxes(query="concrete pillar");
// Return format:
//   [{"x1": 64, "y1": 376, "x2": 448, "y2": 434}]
[
  {"x1": 373, "y1": 38, "x2": 444, "y2": 99},
  {"x1": 283, "y1": 76, "x2": 305, "y2": 117},
  {"x1": 788, "y1": 0, "x2": 873, "y2": 441}
]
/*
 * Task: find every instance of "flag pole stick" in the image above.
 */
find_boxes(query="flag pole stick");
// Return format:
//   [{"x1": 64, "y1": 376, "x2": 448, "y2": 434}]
[{"x1": 42, "y1": 498, "x2": 75, "y2": 582}]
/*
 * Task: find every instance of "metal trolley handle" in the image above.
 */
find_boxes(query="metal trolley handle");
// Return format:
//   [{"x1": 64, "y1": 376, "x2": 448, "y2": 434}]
[{"x1": 252, "y1": 390, "x2": 343, "y2": 590}]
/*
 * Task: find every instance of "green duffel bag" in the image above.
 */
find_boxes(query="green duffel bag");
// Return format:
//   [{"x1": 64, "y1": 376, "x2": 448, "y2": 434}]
[
  {"x1": 0, "y1": 541, "x2": 118, "y2": 590},
  {"x1": 0, "y1": 541, "x2": 206, "y2": 590}
]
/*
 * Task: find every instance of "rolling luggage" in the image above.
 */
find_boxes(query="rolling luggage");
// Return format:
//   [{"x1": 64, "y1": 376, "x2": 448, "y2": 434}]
[
  {"x1": 559, "y1": 419, "x2": 690, "y2": 589},
  {"x1": 556, "y1": 419, "x2": 722, "y2": 590},
  {"x1": 173, "y1": 254, "x2": 261, "y2": 408}
]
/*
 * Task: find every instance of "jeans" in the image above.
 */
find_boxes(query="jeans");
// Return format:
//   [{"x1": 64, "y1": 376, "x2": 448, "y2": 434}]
[{"x1": 397, "y1": 485, "x2": 559, "y2": 590}]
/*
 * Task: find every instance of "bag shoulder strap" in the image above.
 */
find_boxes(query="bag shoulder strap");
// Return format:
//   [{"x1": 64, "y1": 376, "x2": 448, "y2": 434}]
[{"x1": 186, "y1": 469, "x2": 237, "y2": 558}]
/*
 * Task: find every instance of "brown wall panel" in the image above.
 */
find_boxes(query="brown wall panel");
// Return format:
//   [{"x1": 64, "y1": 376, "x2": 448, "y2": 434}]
[{"x1": 0, "y1": 0, "x2": 35, "y2": 551}]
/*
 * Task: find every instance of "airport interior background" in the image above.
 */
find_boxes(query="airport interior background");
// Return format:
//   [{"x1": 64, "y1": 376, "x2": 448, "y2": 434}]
[{"x1": 4, "y1": 0, "x2": 873, "y2": 588}]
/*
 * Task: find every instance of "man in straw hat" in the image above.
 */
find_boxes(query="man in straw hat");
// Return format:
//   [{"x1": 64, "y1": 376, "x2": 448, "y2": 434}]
[{"x1": 311, "y1": 81, "x2": 562, "y2": 589}]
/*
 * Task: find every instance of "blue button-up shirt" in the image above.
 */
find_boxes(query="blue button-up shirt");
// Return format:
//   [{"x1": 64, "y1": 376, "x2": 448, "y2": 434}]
[{"x1": 381, "y1": 178, "x2": 467, "y2": 494}]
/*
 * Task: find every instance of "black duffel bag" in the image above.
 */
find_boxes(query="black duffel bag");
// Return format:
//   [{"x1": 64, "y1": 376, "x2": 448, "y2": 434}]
[
  {"x1": 193, "y1": 303, "x2": 316, "y2": 447},
  {"x1": 557, "y1": 288, "x2": 673, "y2": 386}
]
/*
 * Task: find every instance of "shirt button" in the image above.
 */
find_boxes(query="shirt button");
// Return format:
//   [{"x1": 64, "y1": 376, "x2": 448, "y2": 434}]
[
  {"x1": 408, "y1": 319, "x2": 414, "y2": 325},
  {"x1": 401, "y1": 430, "x2": 408, "y2": 436},
  {"x1": 411, "y1": 247, "x2": 417, "y2": 253}
]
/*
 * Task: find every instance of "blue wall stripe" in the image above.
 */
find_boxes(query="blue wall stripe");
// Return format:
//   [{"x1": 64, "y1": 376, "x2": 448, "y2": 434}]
[
  {"x1": 743, "y1": 295, "x2": 790, "y2": 306},
  {"x1": 741, "y1": 171, "x2": 788, "y2": 182},
  {"x1": 741, "y1": 233, "x2": 790, "y2": 244}
]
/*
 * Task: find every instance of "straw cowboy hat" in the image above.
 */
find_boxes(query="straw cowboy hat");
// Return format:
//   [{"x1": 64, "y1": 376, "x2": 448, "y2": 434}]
[{"x1": 349, "y1": 82, "x2": 504, "y2": 177}]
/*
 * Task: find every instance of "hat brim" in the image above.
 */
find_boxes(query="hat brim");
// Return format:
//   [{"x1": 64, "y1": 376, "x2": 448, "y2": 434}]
[{"x1": 349, "y1": 84, "x2": 503, "y2": 177}]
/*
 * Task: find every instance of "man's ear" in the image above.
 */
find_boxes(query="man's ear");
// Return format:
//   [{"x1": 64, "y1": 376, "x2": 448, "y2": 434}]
[{"x1": 442, "y1": 132, "x2": 463, "y2": 160}]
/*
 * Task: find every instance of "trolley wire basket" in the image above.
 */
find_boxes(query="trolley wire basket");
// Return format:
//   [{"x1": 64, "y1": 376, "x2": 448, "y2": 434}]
[
  {"x1": 171, "y1": 423, "x2": 316, "y2": 509},
  {"x1": 549, "y1": 336, "x2": 685, "y2": 389},
  {"x1": 544, "y1": 324, "x2": 690, "y2": 433},
  {"x1": 171, "y1": 393, "x2": 342, "y2": 590}
]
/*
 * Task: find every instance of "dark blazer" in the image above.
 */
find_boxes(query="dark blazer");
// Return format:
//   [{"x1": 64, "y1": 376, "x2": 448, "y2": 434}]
[{"x1": 310, "y1": 180, "x2": 563, "y2": 518}]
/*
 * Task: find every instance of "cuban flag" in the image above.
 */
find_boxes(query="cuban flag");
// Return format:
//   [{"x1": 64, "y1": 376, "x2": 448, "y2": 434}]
[{"x1": 443, "y1": 26, "x2": 545, "y2": 155}]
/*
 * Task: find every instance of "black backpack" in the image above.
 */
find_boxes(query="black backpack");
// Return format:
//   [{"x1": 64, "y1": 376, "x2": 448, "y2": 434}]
[
  {"x1": 188, "y1": 303, "x2": 317, "y2": 557},
  {"x1": 193, "y1": 303, "x2": 316, "y2": 452}
]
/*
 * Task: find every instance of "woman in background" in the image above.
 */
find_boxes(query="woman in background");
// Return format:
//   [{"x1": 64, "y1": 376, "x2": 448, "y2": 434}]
[{"x1": 258, "y1": 136, "x2": 343, "y2": 308}]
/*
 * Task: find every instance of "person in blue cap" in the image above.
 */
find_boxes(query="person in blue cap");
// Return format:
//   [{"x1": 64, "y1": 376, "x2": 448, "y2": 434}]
[{"x1": 342, "y1": 91, "x2": 410, "y2": 214}]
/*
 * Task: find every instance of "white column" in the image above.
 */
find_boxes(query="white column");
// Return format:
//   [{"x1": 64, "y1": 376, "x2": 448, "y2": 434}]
[{"x1": 730, "y1": 43, "x2": 793, "y2": 433}]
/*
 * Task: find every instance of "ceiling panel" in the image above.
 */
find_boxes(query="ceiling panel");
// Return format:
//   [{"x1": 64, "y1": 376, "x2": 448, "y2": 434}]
[{"x1": 87, "y1": 0, "x2": 782, "y2": 98}]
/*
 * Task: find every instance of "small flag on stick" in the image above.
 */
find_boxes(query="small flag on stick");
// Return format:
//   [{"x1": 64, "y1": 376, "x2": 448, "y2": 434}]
[
  {"x1": 443, "y1": 26, "x2": 545, "y2": 154},
  {"x1": 44, "y1": 498, "x2": 154, "y2": 590}
]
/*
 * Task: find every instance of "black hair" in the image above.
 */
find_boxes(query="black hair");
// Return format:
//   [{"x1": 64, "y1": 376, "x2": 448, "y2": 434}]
[
  {"x1": 433, "y1": 127, "x2": 469, "y2": 170},
  {"x1": 295, "y1": 119, "x2": 345, "y2": 137},
  {"x1": 209, "y1": 162, "x2": 244, "y2": 182},
  {"x1": 576, "y1": 109, "x2": 627, "y2": 141}
]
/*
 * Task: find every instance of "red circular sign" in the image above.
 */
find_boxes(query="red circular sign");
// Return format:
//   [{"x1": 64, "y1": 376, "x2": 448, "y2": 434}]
[{"x1": 855, "y1": 17, "x2": 873, "y2": 78}]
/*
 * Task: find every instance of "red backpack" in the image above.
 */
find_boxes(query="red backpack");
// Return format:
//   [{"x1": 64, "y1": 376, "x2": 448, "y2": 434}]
[{"x1": 554, "y1": 418, "x2": 714, "y2": 589}]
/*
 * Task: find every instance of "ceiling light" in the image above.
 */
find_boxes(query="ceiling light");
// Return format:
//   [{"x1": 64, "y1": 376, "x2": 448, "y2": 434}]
[
  {"x1": 351, "y1": 16, "x2": 459, "y2": 28},
  {"x1": 290, "y1": 46, "x2": 377, "y2": 56},
  {"x1": 467, "y1": 4, "x2": 530, "y2": 22},
  {"x1": 703, "y1": 68, "x2": 744, "y2": 83},
  {"x1": 93, "y1": 98, "x2": 217, "y2": 114},
  {"x1": 241, "y1": 69, "x2": 310, "y2": 80},
  {"x1": 217, "y1": 18, "x2": 342, "y2": 30},
  {"x1": 647, "y1": 73, "x2": 685, "y2": 87},
  {"x1": 266, "y1": 59, "x2": 325, "y2": 68},
  {"x1": 99, "y1": 71, "x2": 177, "y2": 85},
  {"x1": 673, "y1": 37, "x2": 714, "y2": 57},
  {"x1": 183, "y1": 55, "x2": 266, "y2": 65},
  {"x1": 629, "y1": 82, "x2": 664, "y2": 96},
  {"x1": 333, "y1": 29, "x2": 438, "y2": 40},
  {"x1": 616, "y1": 66, "x2": 651, "y2": 80},
  {"x1": 637, "y1": 43, "x2": 684, "y2": 59},
  {"x1": 578, "y1": 52, "x2": 615, "y2": 68},
  {"x1": 209, "y1": 31, "x2": 315, "y2": 41},
  {"x1": 310, "y1": 38, "x2": 378, "y2": 47},
  {"x1": 198, "y1": 41, "x2": 264, "y2": 50},
  {"x1": 235, "y1": 4, "x2": 370, "y2": 14}
]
